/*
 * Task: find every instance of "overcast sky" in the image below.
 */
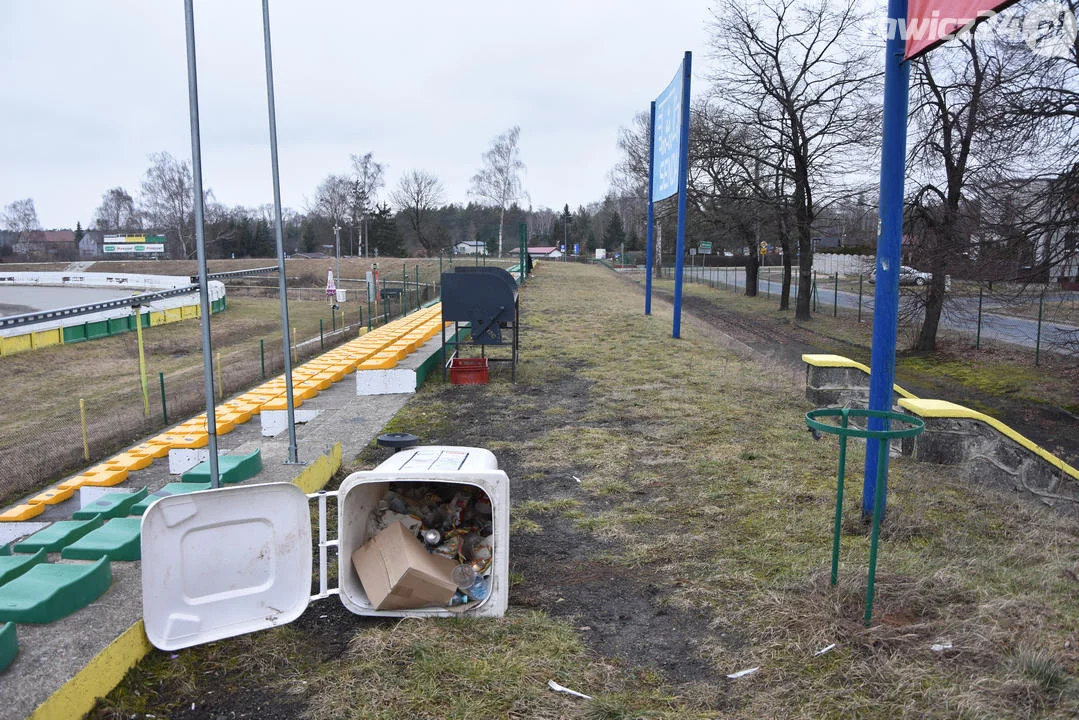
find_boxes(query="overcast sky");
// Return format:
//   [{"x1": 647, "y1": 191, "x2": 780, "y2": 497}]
[{"x1": 1, "y1": 1, "x2": 712, "y2": 229}]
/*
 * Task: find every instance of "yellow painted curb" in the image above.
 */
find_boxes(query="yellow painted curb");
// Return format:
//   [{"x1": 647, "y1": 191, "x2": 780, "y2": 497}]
[
  {"x1": 898, "y1": 398, "x2": 1079, "y2": 481},
  {"x1": 292, "y1": 442, "x2": 343, "y2": 494},
  {"x1": 28, "y1": 442, "x2": 343, "y2": 719},
  {"x1": 28, "y1": 620, "x2": 152, "y2": 720},
  {"x1": 801, "y1": 353, "x2": 916, "y2": 399}
]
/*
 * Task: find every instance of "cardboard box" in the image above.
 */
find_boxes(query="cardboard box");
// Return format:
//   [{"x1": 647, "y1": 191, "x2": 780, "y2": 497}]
[{"x1": 351, "y1": 520, "x2": 459, "y2": 610}]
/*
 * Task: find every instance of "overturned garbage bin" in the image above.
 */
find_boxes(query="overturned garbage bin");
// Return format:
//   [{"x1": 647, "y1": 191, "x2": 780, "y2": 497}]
[{"x1": 140, "y1": 446, "x2": 509, "y2": 650}]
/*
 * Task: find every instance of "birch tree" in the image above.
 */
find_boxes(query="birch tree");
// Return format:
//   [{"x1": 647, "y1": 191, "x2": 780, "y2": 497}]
[
  {"x1": 470, "y1": 126, "x2": 526, "y2": 257},
  {"x1": 139, "y1": 151, "x2": 194, "y2": 258}
]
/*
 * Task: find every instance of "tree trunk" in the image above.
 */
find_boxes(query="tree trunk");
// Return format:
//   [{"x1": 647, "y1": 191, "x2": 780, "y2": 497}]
[
  {"x1": 913, "y1": 272, "x2": 946, "y2": 351},
  {"x1": 796, "y1": 229, "x2": 813, "y2": 321},
  {"x1": 780, "y1": 242, "x2": 792, "y2": 311},
  {"x1": 744, "y1": 253, "x2": 759, "y2": 297},
  {"x1": 497, "y1": 206, "x2": 505, "y2": 258},
  {"x1": 653, "y1": 223, "x2": 664, "y2": 279}
]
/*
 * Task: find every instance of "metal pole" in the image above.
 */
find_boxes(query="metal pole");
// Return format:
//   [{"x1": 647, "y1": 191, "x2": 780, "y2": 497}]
[
  {"x1": 1036, "y1": 293, "x2": 1044, "y2": 367},
  {"x1": 159, "y1": 372, "x2": 168, "y2": 424},
  {"x1": 976, "y1": 287, "x2": 983, "y2": 349},
  {"x1": 858, "y1": 275, "x2": 863, "y2": 322},
  {"x1": 320, "y1": 318, "x2": 324, "y2": 349},
  {"x1": 262, "y1": 0, "x2": 300, "y2": 464},
  {"x1": 672, "y1": 51, "x2": 692, "y2": 339},
  {"x1": 260, "y1": 338, "x2": 265, "y2": 378},
  {"x1": 831, "y1": 411, "x2": 850, "y2": 586},
  {"x1": 80, "y1": 398, "x2": 89, "y2": 461},
  {"x1": 643, "y1": 104, "x2": 651, "y2": 315},
  {"x1": 863, "y1": 0, "x2": 911, "y2": 520},
  {"x1": 184, "y1": 0, "x2": 220, "y2": 488},
  {"x1": 833, "y1": 272, "x2": 838, "y2": 317},
  {"x1": 333, "y1": 223, "x2": 341, "y2": 288},
  {"x1": 134, "y1": 305, "x2": 150, "y2": 416}
]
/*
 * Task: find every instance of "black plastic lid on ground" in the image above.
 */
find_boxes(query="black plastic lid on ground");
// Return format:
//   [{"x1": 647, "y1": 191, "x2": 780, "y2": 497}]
[{"x1": 377, "y1": 433, "x2": 420, "y2": 452}]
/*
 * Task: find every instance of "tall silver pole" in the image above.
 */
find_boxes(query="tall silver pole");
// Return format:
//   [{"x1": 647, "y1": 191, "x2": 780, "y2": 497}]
[
  {"x1": 333, "y1": 223, "x2": 341, "y2": 283},
  {"x1": 262, "y1": 0, "x2": 300, "y2": 464},
  {"x1": 183, "y1": 0, "x2": 220, "y2": 488}
]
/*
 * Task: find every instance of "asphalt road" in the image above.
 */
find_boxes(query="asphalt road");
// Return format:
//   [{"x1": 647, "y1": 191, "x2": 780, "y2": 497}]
[{"x1": 677, "y1": 268, "x2": 1078, "y2": 355}]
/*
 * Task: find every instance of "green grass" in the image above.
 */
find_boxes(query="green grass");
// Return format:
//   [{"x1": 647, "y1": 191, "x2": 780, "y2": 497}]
[{"x1": 96, "y1": 262, "x2": 1079, "y2": 719}]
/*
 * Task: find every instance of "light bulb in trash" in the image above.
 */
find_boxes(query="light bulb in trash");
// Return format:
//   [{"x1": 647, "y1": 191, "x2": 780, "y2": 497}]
[{"x1": 422, "y1": 529, "x2": 441, "y2": 545}]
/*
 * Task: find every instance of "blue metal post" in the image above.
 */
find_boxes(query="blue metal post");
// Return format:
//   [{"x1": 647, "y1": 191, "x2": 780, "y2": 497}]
[
  {"x1": 864, "y1": 0, "x2": 910, "y2": 518},
  {"x1": 645, "y1": 101, "x2": 656, "y2": 316},
  {"x1": 672, "y1": 51, "x2": 692, "y2": 339}
]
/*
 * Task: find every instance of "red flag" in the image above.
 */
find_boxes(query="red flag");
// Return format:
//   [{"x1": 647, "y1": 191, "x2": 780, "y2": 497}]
[{"x1": 904, "y1": 0, "x2": 1020, "y2": 59}]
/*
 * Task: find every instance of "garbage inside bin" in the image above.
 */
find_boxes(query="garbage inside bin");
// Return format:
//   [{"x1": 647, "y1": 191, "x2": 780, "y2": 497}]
[
  {"x1": 352, "y1": 520, "x2": 459, "y2": 610},
  {"x1": 356, "y1": 481, "x2": 497, "y2": 610},
  {"x1": 140, "y1": 445, "x2": 509, "y2": 650}
]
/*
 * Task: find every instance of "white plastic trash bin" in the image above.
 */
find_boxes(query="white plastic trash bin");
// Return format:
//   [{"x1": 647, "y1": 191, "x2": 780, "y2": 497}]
[
  {"x1": 335, "y1": 288, "x2": 347, "y2": 302},
  {"x1": 140, "y1": 446, "x2": 509, "y2": 650}
]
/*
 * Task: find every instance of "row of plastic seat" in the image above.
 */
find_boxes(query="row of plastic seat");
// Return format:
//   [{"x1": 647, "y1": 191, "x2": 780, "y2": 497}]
[{"x1": 1, "y1": 305, "x2": 445, "y2": 526}]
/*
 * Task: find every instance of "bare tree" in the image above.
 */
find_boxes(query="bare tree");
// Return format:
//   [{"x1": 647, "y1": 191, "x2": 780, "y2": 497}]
[
  {"x1": 906, "y1": 29, "x2": 1072, "y2": 351},
  {"x1": 313, "y1": 174, "x2": 351, "y2": 225},
  {"x1": 139, "y1": 151, "x2": 194, "y2": 258},
  {"x1": 93, "y1": 187, "x2": 140, "y2": 232},
  {"x1": 1, "y1": 198, "x2": 40, "y2": 233},
  {"x1": 391, "y1": 170, "x2": 445, "y2": 255},
  {"x1": 470, "y1": 126, "x2": 526, "y2": 257},
  {"x1": 711, "y1": 0, "x2": 880, "y2": 319},
  {"x1": 349, "y1": 152, "x2": 385, "y2": 255}
]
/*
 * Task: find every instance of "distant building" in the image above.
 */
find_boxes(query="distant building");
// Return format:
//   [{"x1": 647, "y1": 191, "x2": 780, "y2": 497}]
[
  {"x1": 527, "y1": 245, "x2": 562, "y2": 259},
  {"x1": 14, "y1": 230, "x2": 77, "y2": 261},
  {"x1": 454, "y1": 240, "x2": 488, "y2": 256},
  {"x1": 79, "y1": 230, "x2": 104, "y2": 258}
]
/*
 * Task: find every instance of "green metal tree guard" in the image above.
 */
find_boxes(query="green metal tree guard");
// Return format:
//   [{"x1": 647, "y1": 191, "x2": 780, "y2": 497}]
[{"x1": 805, "y1": 407, "x2": 924, "y2": 626}]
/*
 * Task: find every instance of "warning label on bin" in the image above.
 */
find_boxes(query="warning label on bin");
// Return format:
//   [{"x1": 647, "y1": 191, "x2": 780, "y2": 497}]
[{"x1": 400, "y1": 449, "x2": 469, "y2": 472}]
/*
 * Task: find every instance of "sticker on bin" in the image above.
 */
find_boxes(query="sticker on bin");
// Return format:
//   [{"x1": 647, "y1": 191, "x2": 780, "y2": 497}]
[
  {"x1": 398, "y1": 448, "x2": 470, "y2": 472},
  {"x1": 140, "y1": 445, "x2": 509, "y2": 650}
]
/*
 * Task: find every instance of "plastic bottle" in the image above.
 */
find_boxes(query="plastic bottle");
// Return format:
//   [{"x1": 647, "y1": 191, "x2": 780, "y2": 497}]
[{"x1": 450, "y1": 564, "x2": 490, "y2": 602}]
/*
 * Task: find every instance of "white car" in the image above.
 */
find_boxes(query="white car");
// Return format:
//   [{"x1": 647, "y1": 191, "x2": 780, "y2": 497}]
[{"x1": 867, "y1": 266, "x2": 932, "y2": 286}]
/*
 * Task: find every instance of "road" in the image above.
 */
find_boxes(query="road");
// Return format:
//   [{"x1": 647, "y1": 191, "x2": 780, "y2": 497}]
[{"x1": 676, "y1": 267, "x2": 1078, "y2": 355}]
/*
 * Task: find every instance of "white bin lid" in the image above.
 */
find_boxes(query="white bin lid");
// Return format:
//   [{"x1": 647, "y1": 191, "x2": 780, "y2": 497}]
[{"x1": 141, "y1": 482, "x2": 313, "y2": 650}]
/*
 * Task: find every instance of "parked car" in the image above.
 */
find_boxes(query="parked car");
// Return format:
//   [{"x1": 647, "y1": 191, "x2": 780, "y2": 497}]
[{"x1": 867, "y1": 266, "x2": 932, "y2": 286}]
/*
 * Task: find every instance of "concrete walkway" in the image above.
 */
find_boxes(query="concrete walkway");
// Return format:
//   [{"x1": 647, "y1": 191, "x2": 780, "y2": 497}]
[{"x1": 1, "y1": 334, "x2": 444, "y2": 720}]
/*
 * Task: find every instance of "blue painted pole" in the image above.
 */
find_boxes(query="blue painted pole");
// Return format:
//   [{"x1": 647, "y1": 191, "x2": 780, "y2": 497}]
[
  {"x1": 672, "y1": 51, "x2": 692, "y2": 339},
  {"x1": 645, "y1": 101, "x2": 656, "y2": 316},
  {"x1": 864, "y1": 0, "x2": 910, "y2": 519}
]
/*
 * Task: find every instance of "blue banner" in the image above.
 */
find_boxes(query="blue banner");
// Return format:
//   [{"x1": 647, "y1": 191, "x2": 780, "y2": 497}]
[{"x1": 651, "y1": 61, "x2": 684, "y2": 202}]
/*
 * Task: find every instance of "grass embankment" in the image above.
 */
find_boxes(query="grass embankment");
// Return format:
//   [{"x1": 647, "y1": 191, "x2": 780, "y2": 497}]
[
  {"x1": 655, "y1": 274, "x2": 1079, "y2": 417},
  {"x1": 98, "y1": 262, "x2": 1079, "y2": 719}
]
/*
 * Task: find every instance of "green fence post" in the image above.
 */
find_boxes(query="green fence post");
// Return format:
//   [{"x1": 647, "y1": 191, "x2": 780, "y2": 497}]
[
  {"x1": 1036, "y1": 293, "x2": 1044, "y2": 367},
  {"x1": 260, "y1": 338, "x2": 265, "y2": 379},
  {"x1": 858, "y1": 275, "x2": 863, "y2": 322},
  {"x1": 976, "y1": 288, "x2": 983, "y2": 349},
  {"x1": 402, "y1": 263, "x2": 408, "y2": 316},
  {"x1": 159, "y1": 372, "x2": 168, "y2": 424},
  {"x1": 416, "y1": 264, "x2": 420, "y2": 308},
  {"x1": 320, "y1": 318, "x2": 324, "y2": 350},
  {"x1": 833, "y1": 272, "x2": 838, "y2": 317}
]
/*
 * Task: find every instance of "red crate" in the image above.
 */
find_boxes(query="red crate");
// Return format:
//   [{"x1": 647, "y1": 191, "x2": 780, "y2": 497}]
[{"x1": 449, "y1": 357, "x2": 489, "y2": 385}]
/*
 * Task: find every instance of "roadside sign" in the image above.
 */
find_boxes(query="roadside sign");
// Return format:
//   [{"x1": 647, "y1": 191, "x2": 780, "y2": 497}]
[
  {"x1": 760, "y1": 241, "x2": 767, "y2": 255},
  {"x1": 699, "y1": 241, "x2": 712, "y2": 255}
]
